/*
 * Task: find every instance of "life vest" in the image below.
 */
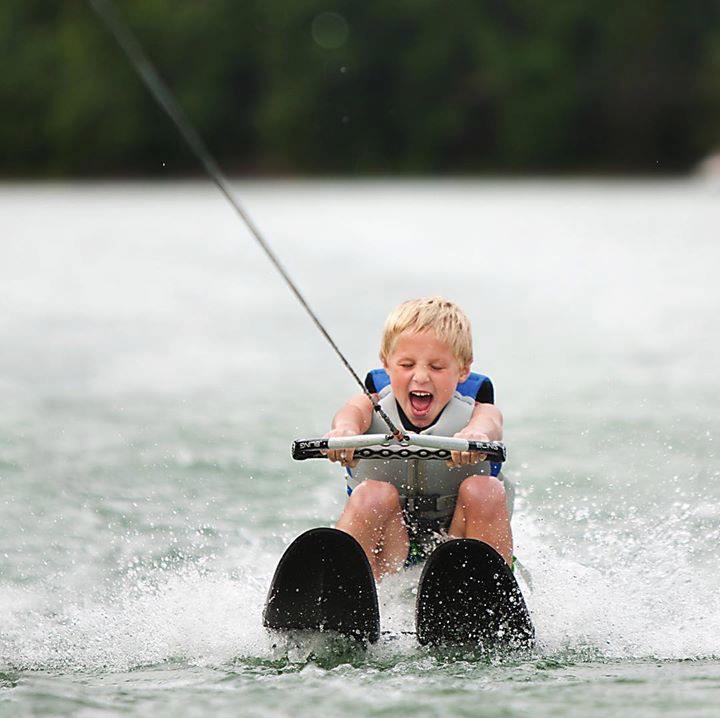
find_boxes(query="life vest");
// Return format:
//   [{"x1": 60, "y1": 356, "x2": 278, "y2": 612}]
[
  {"x1": 366, "y1": 368, "x2": 493, "y2": 402},
  {"x1": 365, "y1": 368, "x2": 501, "y2": 477},
  {"x1": 347, "y1": 373, "x2": 513, "y2": 522}
]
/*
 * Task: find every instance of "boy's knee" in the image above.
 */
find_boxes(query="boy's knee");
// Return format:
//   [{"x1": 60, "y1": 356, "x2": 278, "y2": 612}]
[
  {"x1": 458, "y1": 475, "x2": 507, "y2": 519},
  {"x1": 350, "y1": 480, "x2": 401, "y2": 514}
]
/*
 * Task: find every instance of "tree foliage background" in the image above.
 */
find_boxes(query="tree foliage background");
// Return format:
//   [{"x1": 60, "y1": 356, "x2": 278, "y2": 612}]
[{"x1": 2, "y1": 0, "x2": 720, "y2": 176}]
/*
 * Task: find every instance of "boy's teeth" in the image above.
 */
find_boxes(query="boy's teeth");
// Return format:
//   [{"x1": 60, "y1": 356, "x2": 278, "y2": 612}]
[{"x1": 409, "y1": 391, "x2": 433, "y2": 414}]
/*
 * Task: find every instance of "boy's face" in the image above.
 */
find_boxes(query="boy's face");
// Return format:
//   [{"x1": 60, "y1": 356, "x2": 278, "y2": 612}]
[{"x1": 383, "y1": 329, "x2": 470, "y2": 428}]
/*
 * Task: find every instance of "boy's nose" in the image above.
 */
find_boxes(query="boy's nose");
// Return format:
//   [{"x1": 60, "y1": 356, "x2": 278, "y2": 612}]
[{"x1": 413, "y1": 368, "x2": 430, "y2": 383}]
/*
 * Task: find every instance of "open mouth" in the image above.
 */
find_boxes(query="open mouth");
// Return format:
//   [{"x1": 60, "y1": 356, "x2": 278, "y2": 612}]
[{"x1": 409, "y1": 390, "x2": 433, "y2": 415}]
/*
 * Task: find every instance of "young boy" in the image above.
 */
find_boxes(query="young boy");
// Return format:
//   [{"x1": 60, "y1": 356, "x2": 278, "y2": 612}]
[{"x1": 325, "y1": 297, "x2": 514, "y2": 579}]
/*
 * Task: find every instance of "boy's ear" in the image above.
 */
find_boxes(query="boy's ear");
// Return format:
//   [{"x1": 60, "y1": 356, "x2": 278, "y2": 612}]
[{"x1": 458, "y1": 365, "x2": 471, "y2": 383}]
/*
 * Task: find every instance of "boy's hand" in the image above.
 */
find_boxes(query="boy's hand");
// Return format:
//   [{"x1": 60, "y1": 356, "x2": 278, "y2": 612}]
[
  {"x1": 322, "y1": 427, "x2": 359, "y2": 468},
  {"x1": 447, "y1": 428, "x2": 489, "y2": 468}
]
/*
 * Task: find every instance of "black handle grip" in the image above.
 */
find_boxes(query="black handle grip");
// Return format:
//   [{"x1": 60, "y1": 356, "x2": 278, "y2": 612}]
[
  {"x1": 292, "y1": 439, "x2": 329, "y2": 460},
  {"x1": 468, "y1": 441, "x2": 507, "y2": 462}
]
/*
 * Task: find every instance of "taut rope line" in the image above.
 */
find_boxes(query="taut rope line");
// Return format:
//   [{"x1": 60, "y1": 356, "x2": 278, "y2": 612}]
[{"x1": 87, "y1": 0, "x2": 405, "y2": 441}]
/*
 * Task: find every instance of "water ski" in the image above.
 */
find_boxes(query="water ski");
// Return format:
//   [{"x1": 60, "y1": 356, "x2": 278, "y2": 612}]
[
  {"x1": 416, "y1": 539, "x2": 534, "y2": 649},
  {"x1": 263, "y1": 527, "x2": 380, "y2": 643}
]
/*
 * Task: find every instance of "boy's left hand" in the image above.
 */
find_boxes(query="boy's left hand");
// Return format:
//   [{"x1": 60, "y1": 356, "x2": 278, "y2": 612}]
[{"x1": 447, "y1": 428, "x2": 489, "y2": 468}]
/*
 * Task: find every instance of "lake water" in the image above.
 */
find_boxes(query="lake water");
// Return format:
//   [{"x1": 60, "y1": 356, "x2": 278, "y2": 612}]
[{"x1": 1, "y1": 179, "x2": 719, "y2": 717}]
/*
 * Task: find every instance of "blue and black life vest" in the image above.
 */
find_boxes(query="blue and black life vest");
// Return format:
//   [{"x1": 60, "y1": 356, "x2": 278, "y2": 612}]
[
  {"x1": 366, "y1": 368, "x2": 493, "y2": 403},
  {"x1": 364, "y1": 368, "x2": 501, "y2": 477}
]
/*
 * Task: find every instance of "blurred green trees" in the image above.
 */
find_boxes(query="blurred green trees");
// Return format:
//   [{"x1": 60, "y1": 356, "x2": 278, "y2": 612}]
[{"x1": 1, "y1": 0, "x2": 719, "y2": 175}]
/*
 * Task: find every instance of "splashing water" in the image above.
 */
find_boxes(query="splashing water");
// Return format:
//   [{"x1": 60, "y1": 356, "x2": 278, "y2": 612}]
[{"x1": 1, "y1": 181, "x2": 719, "y2": 715}]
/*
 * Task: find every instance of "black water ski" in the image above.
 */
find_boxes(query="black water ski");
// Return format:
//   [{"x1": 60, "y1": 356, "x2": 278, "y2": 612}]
[
  {"x1": 263, "y1": 528, "x2": 380, "y2": 643},
  {"x1": 416, "y1": 539, "x2": 534, "y2": 648}
]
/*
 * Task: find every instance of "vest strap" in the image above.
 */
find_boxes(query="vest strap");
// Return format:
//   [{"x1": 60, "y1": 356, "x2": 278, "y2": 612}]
[{"x1": 400, "y1": 494, "x2": 456, "y2": 513}]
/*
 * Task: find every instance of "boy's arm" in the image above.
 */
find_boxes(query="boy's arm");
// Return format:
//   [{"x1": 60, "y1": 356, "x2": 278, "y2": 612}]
[
  {"x1": 465, "y1": 402, "x2": 503, "y2": 441},
  {"x1": 330, "y1": 393, "x2": 375, "y2": 434},
  {"x1": 324, "y1": 393, "x2": 375, "y2": 466},
  {"x1": 449, "y1": 402, "x2": 504, "y2": 467}
]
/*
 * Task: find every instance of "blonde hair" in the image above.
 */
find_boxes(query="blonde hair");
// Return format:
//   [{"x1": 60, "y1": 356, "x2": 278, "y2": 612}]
[{"x1": 380, "y1": 297, "x2": 473, "y2": 366}]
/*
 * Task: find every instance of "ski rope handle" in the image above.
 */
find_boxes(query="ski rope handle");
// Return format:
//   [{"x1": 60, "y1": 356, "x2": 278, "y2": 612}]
[{"x1": 292, "y1": 435, "x2": 506, "y2": 463}]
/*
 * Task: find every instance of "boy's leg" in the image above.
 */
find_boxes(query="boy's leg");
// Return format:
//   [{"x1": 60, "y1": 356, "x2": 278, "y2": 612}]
[
  {"x1": 336, "y1": 480, "x2": 409, "y2": 580},
  {"x1": 448, "y1": 475, "x2": 513, "y2": 565}
]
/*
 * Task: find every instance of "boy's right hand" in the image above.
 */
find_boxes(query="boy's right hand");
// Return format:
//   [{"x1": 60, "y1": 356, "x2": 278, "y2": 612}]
[{"x1": 322, "y1": 427, "x2": 359, "y2": 468}]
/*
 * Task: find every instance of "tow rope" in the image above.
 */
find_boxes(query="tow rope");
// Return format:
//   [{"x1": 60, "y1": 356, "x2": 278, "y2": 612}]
[{"x1": 87, "y1": 0, "x2": 406, "y2": 441}]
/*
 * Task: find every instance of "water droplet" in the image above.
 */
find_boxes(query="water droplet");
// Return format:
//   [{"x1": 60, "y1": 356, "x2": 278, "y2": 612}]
[{"x1": 311, "y1": 12, "x2": 349, "y2": 50}]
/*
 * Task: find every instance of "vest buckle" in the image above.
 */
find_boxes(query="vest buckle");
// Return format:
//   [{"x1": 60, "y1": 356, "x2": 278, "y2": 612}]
[{"x1": 404, "y1": 495, "x2": 439, "y2": 513}]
